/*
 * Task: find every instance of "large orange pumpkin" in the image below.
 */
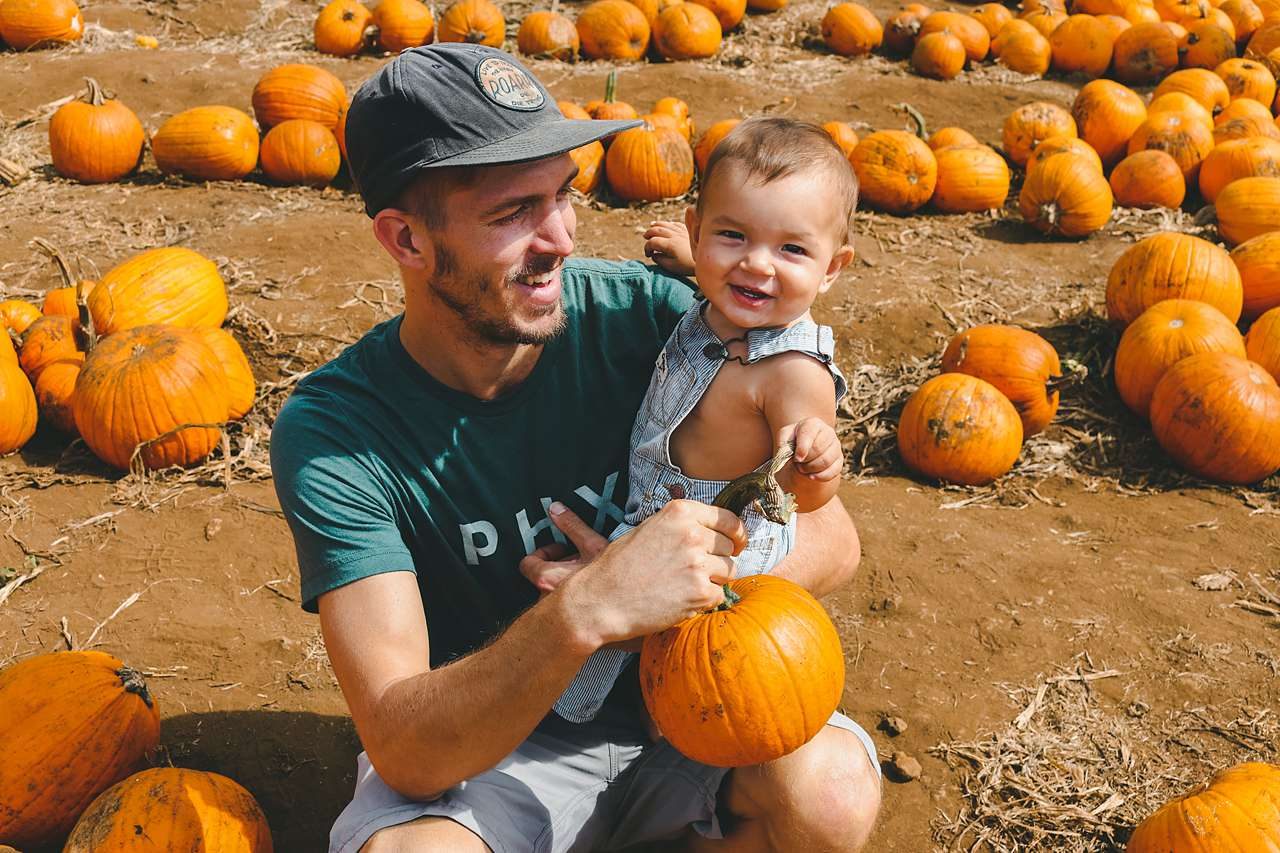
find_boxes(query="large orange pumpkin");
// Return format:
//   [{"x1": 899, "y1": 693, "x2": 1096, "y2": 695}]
[
  {"x1": 1109, "y1": 149, "x2": 1186, "y2": 209},
  {"x1": 1246, "y1": 305, "x2": 1280, "y2": 380},
  {"x1": 897, "y1": 372, "x2": 1024, "y2": 485},
  {"x1": 605, "y1": 122, "x2": 694, "y2": 202},
  {"x1": 437, "y1": 0, "x2": 505, "y2": 44},
  {"x1": 1106, "y1": 232, "x2": 1243, "y2": 325},
  {"x1": 822, "y1": 2, "x2": 884, "y2": 56},
  {"x1": 0, "y1": 651, "x2": 160, "y2": 848},
  {"x1": 1150, "y1": 352, "x2": 1280, "y2": 482},
  {"x1": 74, "y1": 325, "x2": 231, "y2": 471},
  {"x1": 1212, "y1": 175, "x2": 1280, "y2": 245},
  {"x1": 372, "y1": 0, "x2": 434, "y2": 51},
  {"x1": 1198, "y1": 136, "x2": 1280, "y2": 202},
  {"x1": 1019, "y1": 153, "x2": 1114, "y2": 238},
  {"x1": 1126, "y1": 762, "x2": 1280, "y2": 853},
  {"x1": 849, "y1": 130, "x2": 938, "y2": 214},
  {"x1": 251, "y1": 63, "x2": 347, "y2": 133},
  {"x1": 1003, "y1": 101, "x2": 1077, "y2": 168},
  {"x1": 577, "y1": 0, "x2": 650, "y2": 59},
  {"x1": 1070, "y1": 79, "x2": 1148, "y2": 167},
  {"x1": 1233, "y1": 230, "x2": 1280, "y2": 319},
  {"x1": 931, "y1": 144, "x2": 1010, "y2": 212},
  {"x1": 193, "y1": 326, "x2": 256, "y2": 420},
  {"x1": 151, "y1": 106, "x2": 260, "y2": 182},
  {"x1": 639, "y1": 574, "x2": 844, "y2": 768},
  {"x1": 653, "y1": 2, "x2": 721, "y2": 59},
  {"x1": 940, "y1": 325, "x2": 1065, "y2": 436},
  {"x1": 1114, "y1": 298, "x2": 1246, "y2": 417},
  {"x1": 1049, "y1": 14, "x2": 1117, "y2": 78},
  {"x1": 48, "y1": 77, "x2": 146, "y2": 184},
  {"x1": 517, "y1": 9, "x2": 579, "y2": 59},
  {"x1": 0, "y1": 360, "x2": 37, "y2": 454},
  {"x1": 314, "y1": 0, "x2": 373, "y2": 56},
  {"x1": 89, "y1": 246, "x2": 228, "y2": 335},
  {"x1": 259, "y1": 119, "x2": 342, "y2": 187},
  {"x1": 0, "y1": 0, "x2": 81, "y2": 49},
  {"x1": 1112, "y1": 21, "x2": 1180, "y2": 82},
  {"x1": 64, "y1": 767, "x2": 273, "y2": 853}
]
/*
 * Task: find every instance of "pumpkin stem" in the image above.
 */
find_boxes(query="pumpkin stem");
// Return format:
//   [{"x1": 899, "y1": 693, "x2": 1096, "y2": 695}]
[
  {"x1": 83, "y1": 76, "x2": 105, "y2": 107},
  {"x1": 604, "y1": 70, "x2": 617, "y2": 104},
  {"x1": 117, "y1": 665, "x2": 155, "y2": 708},
  {"x1": 716, "y1": 584, "x2": 740, "y2": 610},
  {"x1": 76, "y1": 279, "x2": 97, "y2": 352},
  {"x1": 896, "y1": 102, "x2": 928, "y2": 140},
  {"x1": 466, "y1": 28, "x2": 488, "y2": 43},
  {"x1": 32, "y1": 237, "x2": 74, "y2": 288},
  {"x1": 1040, "y1": 202, "x2": 1060, "y2": 229},
  {"x1": 1045, "y1": 358, "x2": 1088, "y2": 394}
]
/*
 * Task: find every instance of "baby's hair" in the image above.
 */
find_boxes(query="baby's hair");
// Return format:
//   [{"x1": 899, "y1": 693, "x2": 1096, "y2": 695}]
[{"x1": 699, "y1": 116, "x2": 860, "y2": 244}]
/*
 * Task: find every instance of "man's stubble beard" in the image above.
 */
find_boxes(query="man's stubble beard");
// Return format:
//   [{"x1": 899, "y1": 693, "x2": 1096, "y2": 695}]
[{"x1": 429, "y1": 239, "x2": 566, "y2": 346}]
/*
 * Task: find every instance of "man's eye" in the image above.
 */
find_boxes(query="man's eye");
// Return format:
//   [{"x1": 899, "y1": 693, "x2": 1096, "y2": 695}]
[
  {"x1": 495, "y1": 205, "x2": 526, "y2": 224},
  {"x1": 782, "y1": 244, "x2": 807, "y2": 256}
]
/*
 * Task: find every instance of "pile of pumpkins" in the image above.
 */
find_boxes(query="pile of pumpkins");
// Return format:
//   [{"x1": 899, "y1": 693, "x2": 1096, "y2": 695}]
[
  {"x1": 0, "y1": 650, "x2": 272, "y2": 850},
  {"x1": 0, "y1": 242, "x2": 254, "y2": 472},
  {"x1": 313, "y1": 0, "x2": 771, "y2": 63},
  {"x1": 0, "y1": 0, "x2": 83, "y2": 50}
]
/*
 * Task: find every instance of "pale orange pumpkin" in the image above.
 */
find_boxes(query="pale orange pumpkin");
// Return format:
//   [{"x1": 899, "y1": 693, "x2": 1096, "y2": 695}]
[
  {"x1": 1212, "y1": 175, "x2": 1280, "y2": 244},
  {"x1": 0, "y1": 360, "x2": 36, "y2": 454},
  {"x1": 1154, "y1": 66, "x2": 1232, "y2": 114},
  {"x1": 1097, "y1": 13, "x2": 1132, "y2": 41},
  {"x1": 251, "y1": 64, "x2": 347, "y2": 133},
  {"x1": 693, "y1": 118, "x2": 740, "y2": 173},
  {"x1": 517, "y1": 10, "x2": 579, "y2": 59},
  {"x1": 1106, "y1": 231, "x2": 1243, "y2": 324},
  {"x1": 259, "y1": 119, "x2": 341, "y2": 187},
  {"x1": 1003, "y1": 101, "x2": 1077, "y2": 168},
  {"x1": 314, "y1": 0, "x2": 372, "y2": 56},
  {"x1": 0, "y1": 0, "x2": 81, "y2": 49},
  {"x1": 821, "y1": 2, "x2": 883, "y2": 56},
  {"x1": 152, "y1": 106, "x2": 260, "y2": 182},
  {"x1": 940, "y1": 324, "x2": 1065, "y2": 436},
  {"x1": 89, "y1": 246, "x2": 229, "y2": 335},
  {"x1": 1071, "y1": 79, "x2": 1148, "y2": 167},
  {"x1": 1246, "y1": 305, "x2": 1280, "y2": 380},
  {"x1": 1113, "y1": 21, "x2": 1181, "y2": 81},
  {"x1": 1110, "y1": 149, "x2": 1187, "y2": 208},
  {"x1": 192, "y1": 326, "x2": 256, "y2": 420},
  {"x1": 849, "y1": 130, "x2": 938, "y2": 214},
  {"x1": 653, "y1": 2, "x2": 721, "y2": 58},
  {"x1": 931, "y1": 144, "x2": 1010, "y2": 213},
  {"x1": 577, "y1": 0, "x2": 650, "y2": 59},
  {"x1": 897, "y1": 372, "x2": 1024, "y2": 485},
  {"x1": 605, "y1": 122, "x2": 695, "y2": 202},
  {"x1": 1019, "y1": 152, "x2": 1114, "y2": 237},
  {"x1": 1233, "y1": 230, "x2": 1280, "y2": 319},
  {"x1": 48, "y1": 78, "x2": 146, "y2": 184},
  {"x1": 1199, "y1": 135, "x2": 1280, "y2": 202},
  {"x1": 373, "y1": 0, "x2": 434, "y2": 51},
  {"x1": 437, "y1": 0, "x2": 504, "y2": 44}
]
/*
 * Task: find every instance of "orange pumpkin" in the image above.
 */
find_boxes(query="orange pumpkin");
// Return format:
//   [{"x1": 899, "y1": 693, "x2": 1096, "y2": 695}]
[
  {"x1": 1154, "y1": 66, "x2": 1232, "y2": 114},
  {"x1": 64, "y1": 767, "x2": 273, "y2": 853},
  {"x1": 0, "y1": 360, "x2": 37, "y2": 454},
  {"x1": 1114, "y1": 298, "x2": 1246, "y2": 417},
  {"x1": 1019, "y1": 152, "x2": 1114, "y2": 237},
  {"x1": 1097, "y1": 13, "x2": 1132, "y2": 41},
  {"x1": 1220, "y1": 0, "x2": 1263, "y2": 45},
  {"x1": 1216, "y1": 57, "x2": 1277, "y2": 103},
  {"x1": 41, "y1": 281, "x2": 93, "y2": 318},
  {"x1": 1147, "y1": 91, "x2": 1216, "y2": 131},
  {"x1": 971, "y1": 2, "x2": 1013, "y2": 38},
  {"x1": 437, "y1": 0, "x2": 504, "y2": 43},
  {"x1": 822, "y1": 120, "x2": 860, "y2": 157},
  {"x1": 884, "y1": 3, "x2": 931, "y2": 54},
  {"x1": 1127, "y1": 763, "x2": 1280, "y2": 853},
  {"x1": 1049, "y1": 14, "x2": 1117, "y2": 78},
  {"x1": 928, "y1": 126, "x2": 978, "y2": 149},
  {"x1": 1121, "y1": 0, "x2": 1162, "y2": 25},
  {"x1": 372, "y1": 0, "x2": 434, "y2": 51},
  {"x1": 1212, "y1": 111, "x2": 1280, "y2": 143},
  {"x1": 89, "y1": 246, "x2": 229, "y2": 336},
  {"x1": 19, "y1": 314, "x2": 85, "y2": 382},
  {"x1": 1025, "y1": 134, "x2": 1104, "y2": 173},
  {"x1": 1003, "y1": 101, "x2": 1077, "y2": 168},
  {"x1": 191, "y1": 326, "x2": 255, "y2": 420},
  {"x1": 48, "y1": 77, "x2": 145, "y2": 184},
  {"x1": 559, "y1": 100, "x2": 592, "y2": 121},
  {"x1": 0, "y1": 299, "x2": 40, "y2": 336},
  {"x1": 251, "y1": 64, "x2": 347, "y2": 134},
  {"x1": 693, "y1": 118, "x2": 740, "y2": 173},
  {"x1": 1024, "y1": 10, "x2": 1067, "y2": 38},
  {"x1": 1214, "y1": 96, "x2": 1273, "y2": 125},
  {"x1": 569, "y1": 139, "x2": 606, "y2": 194},
  {"x1": 1126, "y1": 110, "x2": 1215, "y2": 180},
  {"x1": 1070, "y1": 79, "x2": 1148, "y2": 167},
  {"x1": 1213, "y1": 175, "x2": 1280, "y2": 244},
  {"x1": 912, "y1": 30, "x2": 966, "y2": 78},
  {"x1": 651, "y1": 96, "x2": 694, "y2": 141},
  {"x1": 1106, "y1": 232, "x2": 1243, "y2": 324},
  {"x1": 919, "y1": 10, "x2": 990, "y2": 61},
  {"x1": 629, "y1": 0, "x2": 685, "y2": 29},
  {"x1": 585, "y1": 71, "x2": 639, "y2": 126},
  {"x1": 849, "y1": 130, "x2": 938, "y2": 214},
  {"x1": 0, "y1": 0, "x2": 81, "y2": 49},
  {"x1": 1179, "y1": 20, "x2": 1238, "y2": 67},
  {"x1": 1233, "y1": 230, "x2": 1280, "y2": 319},
  {"x1": 640, "y1": 575, "x2": 844, "y2": 768},
  {"x1": 517, "y1": 9, "x2": 579, "y2": 59},
  {"x1": 152, "y1": 106, "x2": 260, "y2": 182},
  {"x1": 688, "y1": 0, "x2": 744, "y2": 31},
  {"x1": 1246, "y1": 306, "x2": 1280, "y2": 380},
  {"x1": 0, "y1": 651, "x2": 160, "y2": 848},
  {"x1": 940, "y1": 325, "x2": 1064, "y2": 436},
  {"x1": 259, "y1": 119, "x2": 341, "y2": 187},
  {"x1": 653, "y1": 2, "x2": 721, "y2": 58},
  {"x1": 1199, "y1": 136, "x2": 1280, "y2": 202},
  {"x1": 994, "y1": 26, "x2": 1052, "y2": 74},
  {"x1": 33, "y1": 357, "x2": 80, "y2": 432},
  {"x1": 1110, "y1": 149, "x2": 1187, "y2": 208},
  {"x1": 821, "y1": 2, "x2": 883, "y2": 56},
  {"x1": 314, "y1": 0, "x2": 372, "y2": 56},
  {"x1": 1149, "y1": 353, "x2": 1280, "y2": 482},
  {"x1": 931, "y1": 144, "x2": 1010, "y2": 213},
  {"x1": 897, "y1": 372, "x2": 1024, "y2": 485},
  {"x1": 605, "y1": 122, "x2": 695, "y2": 202},
  {"x1": 1113, "y1": 21, "x2": 1181, "y2": 81},
  {"x1": 577, "y1": 0, "x2": 650, "y2": 59}
]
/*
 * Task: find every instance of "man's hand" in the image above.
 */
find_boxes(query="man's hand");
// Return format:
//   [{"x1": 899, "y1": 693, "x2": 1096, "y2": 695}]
[
  {"x1": 778, "y1": 419, "x2": 843, "y2": 482},
  {"x1": 643, "y1": 220, "x2": 696, "y2": 277},
  {"x1": 518, "y1": 502, "x2": 606, "y2": 595}
]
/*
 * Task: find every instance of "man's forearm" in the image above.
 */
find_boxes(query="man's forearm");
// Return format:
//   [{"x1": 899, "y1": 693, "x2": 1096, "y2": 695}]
[{"x1": 771, "y1": 497, "x2": 860, "y2": 597}]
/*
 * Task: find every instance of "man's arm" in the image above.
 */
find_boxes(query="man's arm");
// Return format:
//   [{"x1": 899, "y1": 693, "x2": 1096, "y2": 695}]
[{"x1": 771, "y1": 495, "x2": 860, "y2": 597}]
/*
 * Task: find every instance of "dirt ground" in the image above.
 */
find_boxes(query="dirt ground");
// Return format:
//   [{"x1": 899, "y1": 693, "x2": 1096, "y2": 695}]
[{"x1": 2, "y1": 0, "x2": 1278, "y2": 850}]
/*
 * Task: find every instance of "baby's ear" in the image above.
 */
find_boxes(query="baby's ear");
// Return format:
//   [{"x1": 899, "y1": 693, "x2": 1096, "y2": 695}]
[
  {"x1": 820, "y1": 243, "x2": 855, "y2": 292},
  {"x1": 684, "y1": 204, "x2": 701, "y2": 251}
]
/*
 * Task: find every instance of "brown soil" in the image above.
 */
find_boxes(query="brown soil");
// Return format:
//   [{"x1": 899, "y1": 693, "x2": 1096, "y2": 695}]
[{"x1": 2, "y1": 1, "x2": 1277, "y2": 851}]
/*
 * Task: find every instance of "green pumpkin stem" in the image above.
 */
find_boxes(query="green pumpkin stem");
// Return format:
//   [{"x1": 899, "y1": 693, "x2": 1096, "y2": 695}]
[
  {"x1": 604, "y1": 70, "x2": 617, "y2": 104},
  {"x1": 716, "y1": 584, "x2": 740, "y2": 611},
  {"x1": 897, "y1": 102, "x2": 928, "y2": 140}
]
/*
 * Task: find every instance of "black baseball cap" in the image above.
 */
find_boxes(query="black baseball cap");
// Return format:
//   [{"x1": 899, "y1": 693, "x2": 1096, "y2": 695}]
[{"x1": 346, "y1": 43, "x2": 642, "y2": 217}]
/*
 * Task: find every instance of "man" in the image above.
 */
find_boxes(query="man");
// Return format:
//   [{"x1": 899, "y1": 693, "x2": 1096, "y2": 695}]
[{"x1": 271, "y1": 43, "x2": 881, "y2": 853}]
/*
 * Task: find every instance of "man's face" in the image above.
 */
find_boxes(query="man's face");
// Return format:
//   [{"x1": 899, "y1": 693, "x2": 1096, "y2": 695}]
[{"x1": 423, "y1": 154, "x2": 579, "y2": 346}]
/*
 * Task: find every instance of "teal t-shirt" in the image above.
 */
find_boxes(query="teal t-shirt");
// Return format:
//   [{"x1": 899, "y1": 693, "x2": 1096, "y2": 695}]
[{"x1": 270, "y1": 259, "x2": 695, "y2": 666}]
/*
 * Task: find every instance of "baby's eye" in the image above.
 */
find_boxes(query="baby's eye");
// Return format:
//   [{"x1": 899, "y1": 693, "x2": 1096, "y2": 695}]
[
  {"x1": 717, "y1": 230, "x2": 743, "y2": 240},
  {"x1": 782, "y1": 244, "x2": 807, "y2": 256}
]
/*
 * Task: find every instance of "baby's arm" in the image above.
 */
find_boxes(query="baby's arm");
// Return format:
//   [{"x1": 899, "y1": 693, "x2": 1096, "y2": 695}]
[{"x1": 761, "y1": 354, "x2": 843, "y2": 514}]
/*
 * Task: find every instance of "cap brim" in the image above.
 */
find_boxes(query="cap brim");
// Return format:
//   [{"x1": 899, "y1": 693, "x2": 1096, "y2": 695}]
[{"x1": 429, "y1": 117, "x2": 643, "y2": 167}]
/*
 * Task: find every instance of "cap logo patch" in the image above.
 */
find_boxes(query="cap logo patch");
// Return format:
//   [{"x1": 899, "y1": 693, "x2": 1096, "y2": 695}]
[{"x1": 475, "y1": 57, "x2": 545, "y2": 111}]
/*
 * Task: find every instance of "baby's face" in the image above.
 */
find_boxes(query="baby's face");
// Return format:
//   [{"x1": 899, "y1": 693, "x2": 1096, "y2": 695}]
[{"x1": 688, "y1": 164, "x2": 851, "y2": 332}]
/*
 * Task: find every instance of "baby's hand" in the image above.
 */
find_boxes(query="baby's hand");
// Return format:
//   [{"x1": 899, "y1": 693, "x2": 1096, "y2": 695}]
[
  {"x1": 643, "y1": 220, "x2": 695, "y2": 278},
  {"x1": 778, "y1": 419, "x2": 843, "y2": 482}
]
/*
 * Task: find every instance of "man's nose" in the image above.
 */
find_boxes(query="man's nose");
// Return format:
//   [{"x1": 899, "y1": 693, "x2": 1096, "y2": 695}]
[{"x1": 531, "y1": 205, "x2": 574, "y2": 257}]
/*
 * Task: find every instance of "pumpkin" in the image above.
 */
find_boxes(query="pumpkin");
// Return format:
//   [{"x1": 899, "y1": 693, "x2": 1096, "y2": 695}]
[
  {"x1": 89, "y1": 246, "x2": 229, "y2": 335},
  {"x1": 569, "y1": 139, "x2": 605, "y2": 194},
  {"x1": 1114, "y1": 298, "x2": 1246, "y2": 417},
  {"x1": 1214, "y1": 96, "x2": 1273, "y2": 126},
  {"x1": 35, "y1": 238, "x2": 95, "y2": 319},
  {"x1": 1233, "y1": 230, "x2": 1280, "y2": 318},
  {"x1": 437, "y1": 0, "x2": 504, "y2": 44},
  {"x1": 642, "y1": 111, "x2": 683, "y2": 137},
  {"x1": 1212, "y1": 112, "x2": 1280, "y2": 143},
  {"x1": 75, "y1": 325, "x2": 231, "y2": 470},
  {"x1": 605, "y1": 122, "x2": 694, "y2": 202},
  {"x1": 1147, "y1": 91, "x2": 1216, "y2": 131},
  {"x1": 931, "y1": 145, "x2": 1010, "y2": 213},
  {"x1": 746, "y1": 0, "x2": 784, "y2": 10},
  {"x1": 0, "y1": 0, "x2": 81, "y2": 49},
  {"x1": 919, "y1": 10, "x2": 990, "y2": 61},
  {"x1": 251, "y1": 64, "x2": 346, "y2": 134},
  {"x1": 1049, "y1": 14, "x2": 1117, "y2": 78},
  {"x1": 64, "y1": 767, "x2": 273, "y2": 853},
  {"x1": 821, "y1": 2, "x2": 883, "y2": 56},
  {"x1": 929, "y1": 126, "x2": 978, "y2": 149},
  {"x1": 884, "y1": 3, "x2": 931, "y2": 54},
  {"x1": 849, "y1": 130, "x2": 938, "y2": 214},
  {"x1": 971, "y1": 2, "x2": 1013, "y2": 38},
  {"x1": 1003, "y1": 101, "x2": 1077, "y2": 168},
  {"x1": 897, "y1": 372, "x2": 1024, "y2": 485},
  {"x1": 1019, "y1": 152, "x2": 1114, "y2": 237},
  {"x1": 19, "y1": 314, "x2": 85, "y2": 382},
  {"x1": 314, "y1": 0, "x2": 372, "y2": 56},
  {"x1": 1110, "y1": 149, "x2": 1187, "y2": 208},
  {"x1": 1179, "y1": 20, "x2": 1238, "y2": 68},
  {"x1": 1024, "y1": 10, "x2": 1067, "y2": 38},
  {"x1": 1149, "y1": 353, "x2": 1280, "y2": 482},
  {"x1": 823, "y1": 120, "x2": 860, "y2": 156},
  {"x1": 1126, "y1": 111, "x2": 1215, "y2": 180},
  {"x1": 372, "y1": 0, "x2": 434, "y2": 51},
  {"x1": 994, "y1": 26, "x2": 1052, "y2": 74},
  {"x1": 1199, "y1": 136, "x2": 1280, "y2": 202},
  {"x1": 152, "y1": 106, "x2": 260, "y2": 182},
  {"x1": 335, "y1": 99, "x2": 349, "y2": 161},
  {"x1": 688, "y1": 0, "x2": 744, "y2": 31},
  {"x1": 1246, "y1": 306, "x2": 1280, "y2": 379},
  {"x1": 33, "y1": 357, "x2": 80, "y2": 432},
  {"x1": 1071, "y1": 79, "x2": 1148, "y2": 167},
  {"x1": 653, "y1": 2, "x2": 721, "y2": 58},
  {"x1": 577, "y1": 0, "x2": 650, "y2": 60},
  {"x1": 1126, "y1": 762, "x2": 1280, "y2": 853},
  {"x1": 639, "y1": 574, "x2": 844, "y2": 768},
  {"x1": 585, "y1": 71, "x2": 638, "y2": 125},
  {"x1": 693, "y1": 118, "x2": 740, "y2": 173},
  {"x1": 940, "y1": 325, "x2": 1065, "y2": 436},
  {"x1": 1154, "y1": 66, "x2": 1232, "y2": 114},
  {"x1": 1113, "y1": 21, "x2": 1181, "y2": 81},
  {"x1": 0, "y1": 651, "x2": 160, "y2": 848},
  {"x1": 517, "y1": 9, "x2": 579, "y2": 59},
  {"x1": 0, "y1": 299, "x2": 40, "y2": 336},
  {"x1": 1220, "y1": 0, "x2": 1263, "y2": 45},
  {"x1": 1213, "y1": 175, "x2": 1280, "y2": 244},
  {"x1": 1106, "y1": 232, "x2": 1243, "y2": 324},
  {"x1": 1166, "y1": 21, "x2": 1190, "y2": 42},
  {"x1": 912, "y1": 30, "x2": 966, "y2": 78},
  {"x1": 1121, "y1": 1, "x2": 1162, "y2": 25},
  {"x1": 0, "y1": 361, "x2": 36, "y2": 454},
  {"x1": 1025, "y1": 134, "x2": 1104, "y2": 173},
  {"x1": 0, "y1": 329, "x2": 14, "y2": 366},
  {"x1": 559, "y1": 100, "x2": 592, "y2": 120},
  {"x1": 1021, "y1": 0, "x2": 1065, "y2": 17},
  {"x1": 628, "y1": 0, "x2": 684, "y2": 30},
  {"x1": 1097, "y1": 14, "x2": 1132, "y2": 41},
  {"x1": 1216, "y1": 57, "x2": 1277, "y2": 103},
  {"x1": 191, "y1": 326, "x2": 255, "y2": 420},
  {"x1": 48, "y1": 77, "x2": 146, "y2": 184},
  {"x1": 259, "y1": 119, "x2": 341, "y2": 187}
]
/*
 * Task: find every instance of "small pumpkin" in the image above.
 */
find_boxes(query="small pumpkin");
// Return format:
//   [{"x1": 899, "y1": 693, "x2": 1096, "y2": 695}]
[
  {"x1": 1215, "y1": 57, "x2": 1277, "y2": 103},
  {"x1": 0, "y1": 651, "x2": 160, "y2": 848},
  {"x1": 1070, "y1": 79, "x2": 1148, "y2": 167},
  {"x1": 605, "y1": 122, "x2": 694, "y2": 202},
  {"x1": 192, "y1": 326, "x2": 255, "y2": 420},
  {"x1": 314, "y1": 0, "x2": 372, "y2": 56},
  {"x1": 940, "y1": 324, "x2": 1065, "y2": 436},
  {"x1": 1121, "y1": 0, "x2": 1162, "y2": 25},
  {"x1": 653, "y1": 2, "x2": 721, "y2": 59},
  {"x1": 993, "y1": 26, "x2": 1052, "y2": 74},
  {"x1": 1049, "y1": 14, "x2": 1118, "y2": 78},
  {"x1": 373, "y1": 0, "x2": 434, "y2": 51},
  {"x1": 1109, "y1": 149, "x2": 1187, "y2": 208},
  {"x1": 639, "y1": 575, "x2": 844, "y2": 768},
  {"x1": 884, "y1": 3, "x2": 931, "y2": 54},
  {"x1": 259, "y1": 119, "x2": 341, "y2": 187},
  {"x1": 559, "y1": 100, "x2": 592, "y2": 121},
  {"x1": 627, "y1": 0, "x2": 683, "y2": 30},
  {"x1": 928, "y1": 126, "x2": 978, "y2": 149},
  {"x1": 1002, "y1": 101, "x2": 1077, "y2": 168},
  {"x1": 1179, "y1": 20, "x2": 1238, "y2": 68},
  {"x1": 822, "y1": 120, "x2": 860, "y2": 157},
  {"x1": 1105, "y1": 231, "x2": 1243, "y2": 325},
  {"x1": 971, "y1": 2, "x2": 1013, "y2": 38},
  {"x1": 1097, "y1": 13, "x2": 1131, "y2": 41},
  {"x1": 569, "y1": 139, "x2": 606, "y2": 194},
  {"x1": 912, "y1": 30, "x2": 966, "y2": 78},
  {"x1": 693, "y1": 118, "x2": 740, "y2": 173},
  {"x1": 1214, "y1": 96, "x2": 1274, "y2": 126},
  {"x1": 0, "y1": 0, "x2": 81, "y2": 49},
  {"x1": 1024, "y1": 10, "x2": 1067, "y2": 38},
  {"x1": 0, "y1": 299, "x2": 40, "y2": 336},
  {"x1": 1220, "y1": 0, "x2": 1263, "y2": 45},
  {"x1": 1149, "y1": 352, "x2": 1280, "y2": 483},
  {"x1": 89, "y1": 246, "x2": 229, "y2": 336},
  {"x1": 251, "y1": 64, "x2": 347, "y2": 134},
  {"x1": 849, "y1": 130, "x2": 938, "y2": 214},
  {"x1": 919, "y1": 10, "x2": 990, "y2": 61},
  {"x1": 48, "y1": 77, "x2": 146, "y2": 184},
  {"x1": 65, "y1": 767, "x2": 273, "y2": 853},
  {"x1": 437, "y1": 0, "x2": 504, "y2": 44},
  {"x1": 577, "y1": 0, "x2": 650, "y2": 60},
  {"x1": 1154, "y1": 66, "x2": 1232, "y2": 114},
  {"x1": 1198, "y1": 136, "x2": 1280, "y2": 202},
  {"x1": 1246, "y1": 305, "x2": 1280, "y2": 380},
  {"x1": 0, "y1": 361, "x2": 36, "y2": 454},
  {"x1": 688, "y1": 0, "x2": 744, "y2": 31},
  {"x1": 1146, "y1": 91, "x2": 1216, "y2": 132},
  {"x1": 19, "y1": 314, "x2": 85, "y2": 382},
  {"x1": 517, "y1": 9, "x2": 579, "y2": 59},
  {"x1": 1126, "y1": 110, "x2": 1215, "y2": 181},
  {"x1": 822, "y1": 2, "x2": 883, "y2": 56},
  {"x1": 1025, "y1": 134, "x2": 1103, "y2": 173},
  {"x1": 1019, "y1": 151, "x2": 1114, "y2": 237},
  {"x1": 586, "y1": 71, "x2": 639, "y2": 126},
  {"x1": 1112, "y1": 21, "x2": 1180, "y2": 82},
  {"x1": 1212, "y1": 175, "x2": 1280, "y2": 244},
  {"x1": 1114, "y1": 298, "x2": 1246, "y2": 418},
  {"x1": 1232, "y1": 230, "x2": 1280, "y2": 319},
  {"x1": 152, "y1": 105, "x2": 260, "y2": 182},
  {"x1": 897, "y1": 372, "x2": 1024, "y2": 485},
  {"x1": 33, "y1": 357, "x2": 80, "y2": 433},
  {"x1": 931, "y1": 144, "x2": 1010, "y2": 213},
  {"x1": 1212, "y1": 112, "x2": 1280, "y2": 144}
]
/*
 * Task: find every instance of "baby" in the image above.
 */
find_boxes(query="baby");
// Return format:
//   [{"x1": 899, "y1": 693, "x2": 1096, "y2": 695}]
[{"x1": 555, "y1": 115, "x2": 860, "y2": 724}]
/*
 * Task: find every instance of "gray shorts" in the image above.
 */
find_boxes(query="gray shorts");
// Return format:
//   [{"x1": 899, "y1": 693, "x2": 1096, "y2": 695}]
[{"x1": 329, "y1": 707, "x2": 879, "y2": 853}]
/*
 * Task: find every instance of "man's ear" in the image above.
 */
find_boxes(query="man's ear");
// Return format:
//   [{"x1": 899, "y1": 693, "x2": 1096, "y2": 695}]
[
  {"x1": 372, "y1": 209, "x2": 434, "y2": 272},
  {"x1": 684, "y1": 204, "x2": 701, "y2": 252},
  {"x1": 820, "y1": 242, "x2": 855, "y2": 294}
]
